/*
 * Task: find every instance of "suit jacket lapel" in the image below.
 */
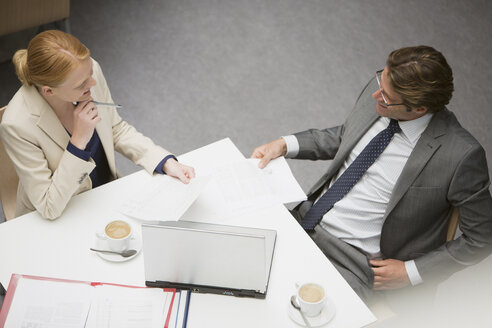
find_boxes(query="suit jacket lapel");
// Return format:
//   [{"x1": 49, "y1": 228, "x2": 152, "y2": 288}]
[
  {"x1": 338, "y1": 108, "x2": 379, "y2": 160},
  {"x1": 385, "y1": 111, "x2": 447, "y2": 217},
  {"x1": 308, "y1": 107, "x2": 379, "y2": 197},
  {"x1": 22, "y1": 86, "x2": 70, "y2": 150}
]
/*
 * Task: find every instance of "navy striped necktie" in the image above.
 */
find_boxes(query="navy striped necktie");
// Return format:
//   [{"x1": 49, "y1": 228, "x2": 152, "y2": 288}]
[{"x1": 301, "y1": 119, "x2": 401, "y2": 231}]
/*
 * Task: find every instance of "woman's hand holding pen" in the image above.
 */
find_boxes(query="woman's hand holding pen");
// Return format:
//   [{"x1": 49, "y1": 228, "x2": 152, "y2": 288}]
[
  {"x1": 163, "y1": 158, "x2": 196, "y2": 184},
  {"x1": 70, "y1": 100, "x2": 101, "y2": 150}
]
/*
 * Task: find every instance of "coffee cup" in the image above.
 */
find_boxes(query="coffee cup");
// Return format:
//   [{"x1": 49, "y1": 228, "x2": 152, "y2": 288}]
[
  {"x1": 296, "y1": 282, "x2": 326, "y2": 317},
  {"x1": 96, "y1": 220, "x2": 132, "y2": 252}
]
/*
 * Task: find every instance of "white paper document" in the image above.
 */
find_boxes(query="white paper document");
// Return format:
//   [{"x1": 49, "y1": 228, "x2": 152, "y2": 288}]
[
  {"x1": 119, "y1": 175, "x2": 211, "y2": 222},
  {"x1": 213, "y1": 159, "x2": 276, "y2": 210},
  {"x1": 183, "y1": 157, "x2": 306, "y2": 221},
  {"x1": 86, "y1": 285, "x2": 170, "y2": 328},
  {"x1": 249, "y1": 157, "x2": 307, "y2": 204},
  {"x1": 4, "y1": 278, "x2": 93, "y2": 328}
]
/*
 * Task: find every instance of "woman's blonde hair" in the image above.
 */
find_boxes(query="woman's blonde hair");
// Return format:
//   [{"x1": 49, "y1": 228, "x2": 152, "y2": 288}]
[{"x1": 12, "y1": 30, "x2": 90, "y2": 87}]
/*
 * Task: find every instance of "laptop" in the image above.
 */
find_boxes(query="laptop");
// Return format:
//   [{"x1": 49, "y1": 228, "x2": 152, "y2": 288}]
[{"x1": 142, "y1": 221, "x2": 277, "y2": 299}]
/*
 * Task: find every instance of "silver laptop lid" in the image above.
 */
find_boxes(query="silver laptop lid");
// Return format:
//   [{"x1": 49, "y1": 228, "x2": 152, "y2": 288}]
[{"x1": 142, "y1": 221, "x2": 276, "y2": 293}]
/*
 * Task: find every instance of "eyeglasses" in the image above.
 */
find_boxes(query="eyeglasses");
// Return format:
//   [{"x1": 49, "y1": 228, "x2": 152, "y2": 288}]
[{"x1": 376, "y1": 69, "x2": 407, "y2": 108}]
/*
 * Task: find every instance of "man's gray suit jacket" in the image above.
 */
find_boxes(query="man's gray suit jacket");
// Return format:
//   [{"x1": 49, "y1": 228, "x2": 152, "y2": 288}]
[{"x1": 292, "y1": 78, "x2": 492, "y2": 282}]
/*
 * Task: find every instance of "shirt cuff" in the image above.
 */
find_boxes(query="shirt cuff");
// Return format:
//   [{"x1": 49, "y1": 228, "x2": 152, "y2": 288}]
[
  {"x1": 282, "y1": 135, "x2": 300, "y2": 158},
  {"x1": 67, "y1": 141, "x2": 91, "y2": 161},
  {"x1": 155, "y1": 155, "x2": 177, "y2": 174},
  {"x1": 405, "y1": 260, "x2": 424, "y2": 286}
]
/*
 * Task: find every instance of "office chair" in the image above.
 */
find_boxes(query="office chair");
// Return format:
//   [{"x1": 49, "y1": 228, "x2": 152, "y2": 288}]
[
  {"x1": 446, "y1": 207, "x2": 459, "y2": 242},
  {"x1": 0, "y1": 106, "x2": 19, "y2": 221},
  {"x1": 0, "y1": 0, "x2": 71, "y2": 37}
]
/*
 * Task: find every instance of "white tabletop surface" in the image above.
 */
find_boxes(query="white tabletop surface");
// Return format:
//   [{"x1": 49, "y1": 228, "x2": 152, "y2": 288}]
[{"x1": 0, "y1": 138, "x2": 375, "y2": 328}]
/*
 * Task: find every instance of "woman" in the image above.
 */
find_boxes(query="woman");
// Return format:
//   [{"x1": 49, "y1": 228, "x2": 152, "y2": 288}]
[{"x1": 0, "y1": 30, "x2": 195, "y2": 219}]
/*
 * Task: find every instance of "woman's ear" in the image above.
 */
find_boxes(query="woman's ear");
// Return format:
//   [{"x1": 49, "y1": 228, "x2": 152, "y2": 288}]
[{"x1": 40, "y1": 86, "x2": 54, "y2": 97}]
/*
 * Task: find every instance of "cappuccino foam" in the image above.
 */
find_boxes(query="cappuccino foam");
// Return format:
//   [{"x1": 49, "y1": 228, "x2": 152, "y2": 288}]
[
  {"x1": 105, "y1": 220, "x2": 131, "y2": 239},
  {"x1": 299, "y1": 284, "x2": 324, "y2": 303}
]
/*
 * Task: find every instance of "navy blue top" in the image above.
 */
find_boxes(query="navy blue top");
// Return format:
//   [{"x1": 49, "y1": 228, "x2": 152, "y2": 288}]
[{"x1": 67, "y1": 131, "x2": 175, "y2": 188}]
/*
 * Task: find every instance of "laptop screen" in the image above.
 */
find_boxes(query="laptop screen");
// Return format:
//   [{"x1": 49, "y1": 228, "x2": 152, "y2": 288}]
[{"x1": 142, "y1": 221, "x2": 276, "y2": 294}]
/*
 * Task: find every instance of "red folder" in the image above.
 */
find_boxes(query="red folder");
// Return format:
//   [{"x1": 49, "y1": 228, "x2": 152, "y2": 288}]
[{"x1": 0, "y1": 274, "x2": 176, "y2": 328}]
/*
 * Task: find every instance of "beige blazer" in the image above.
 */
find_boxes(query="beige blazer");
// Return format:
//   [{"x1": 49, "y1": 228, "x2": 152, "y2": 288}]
[{"x1": 0, "y1": 59, "x2": 170, "y2": 219}]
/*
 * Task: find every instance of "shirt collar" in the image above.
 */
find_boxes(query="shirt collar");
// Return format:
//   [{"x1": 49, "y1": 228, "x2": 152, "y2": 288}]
[{"x1": 382, "y1": 113, "x2": 433, "y2": 145}]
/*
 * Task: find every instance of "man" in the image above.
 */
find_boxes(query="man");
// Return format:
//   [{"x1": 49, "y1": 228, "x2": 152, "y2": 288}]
[{"x1": 252, "y1": 46, "x2": 492, "y2": 300}]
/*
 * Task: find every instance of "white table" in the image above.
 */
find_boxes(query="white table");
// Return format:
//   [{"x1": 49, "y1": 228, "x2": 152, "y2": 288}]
[{"x1": 0, "y1": 138, "x2": 375, "y2": 327}]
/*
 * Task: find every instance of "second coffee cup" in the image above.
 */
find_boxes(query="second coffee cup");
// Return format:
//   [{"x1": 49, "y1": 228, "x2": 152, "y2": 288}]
[
  {"x1": 97, "y1": 220, "x2": 132, "y2": 252},
  {"x1": 297, "y1": 282, "x2": 326, "y2": 317}
]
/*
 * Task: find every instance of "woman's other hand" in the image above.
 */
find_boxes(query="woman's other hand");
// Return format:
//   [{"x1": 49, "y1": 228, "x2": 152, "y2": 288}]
[{"x1": 163, "y1": 158, "x2": 196, "y2": 184}]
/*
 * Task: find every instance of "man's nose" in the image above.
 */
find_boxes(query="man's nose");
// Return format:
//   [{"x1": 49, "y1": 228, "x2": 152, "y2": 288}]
[{"x1": 372, "y1": 89, "x2": 381, "y2": 100}]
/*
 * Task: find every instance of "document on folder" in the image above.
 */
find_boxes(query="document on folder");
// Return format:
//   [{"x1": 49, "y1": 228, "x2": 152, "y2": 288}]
[
  {"x1": 86, "y1": 284, "x2": 171, "y2": 327},
  {"x1": 0, "y1": 274, "x2": 187, "y2": 328}
]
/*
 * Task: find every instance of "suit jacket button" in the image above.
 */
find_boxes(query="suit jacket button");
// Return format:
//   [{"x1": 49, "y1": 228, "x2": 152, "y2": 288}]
[{"x1": 79, "y1": 173, "x2": 89, "y2": 184}]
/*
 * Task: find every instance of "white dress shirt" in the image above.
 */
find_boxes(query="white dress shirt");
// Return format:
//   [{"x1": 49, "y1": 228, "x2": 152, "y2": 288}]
[{"x1": 283, "y1": 114, "x2": 433, "y2": 285}]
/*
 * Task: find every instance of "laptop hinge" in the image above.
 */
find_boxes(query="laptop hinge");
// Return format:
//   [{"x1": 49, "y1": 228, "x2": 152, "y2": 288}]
[{"x1": 145, "y1": 280, "x2": 265, "y2": 299}]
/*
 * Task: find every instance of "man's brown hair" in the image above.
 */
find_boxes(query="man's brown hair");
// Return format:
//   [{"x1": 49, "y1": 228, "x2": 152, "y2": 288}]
[{"x1": 386, "y1": 46, "x2": 454, "y2": 113}]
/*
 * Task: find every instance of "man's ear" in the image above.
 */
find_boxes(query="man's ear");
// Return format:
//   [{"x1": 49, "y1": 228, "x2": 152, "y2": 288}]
[
  {"x1": 40, "y1": 86, "x2": 54, "y2": 97},
  {"x1": 410, "y1": 106, "x2": 428, "y2": 115}
]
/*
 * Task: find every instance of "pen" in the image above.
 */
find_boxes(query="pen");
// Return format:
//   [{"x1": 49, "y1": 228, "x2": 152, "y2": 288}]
[
  {"x1": 183, "y1": 291, "x2": 191, "y2": 328},
  {"x1": 72, "y1": 101, "x2": 123, "y2": 109},
  {"x1": 92, "y1": 101, "x2": 123, "y2": 109}
]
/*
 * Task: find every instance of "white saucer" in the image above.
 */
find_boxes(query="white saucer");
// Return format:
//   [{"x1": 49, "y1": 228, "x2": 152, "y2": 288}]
[
  {"x1": 288, "y1": 297, "x2": 336, "y2": 327},
  {"x1": 92, "y1": 233, "x2": 142, "y2": 262}
]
